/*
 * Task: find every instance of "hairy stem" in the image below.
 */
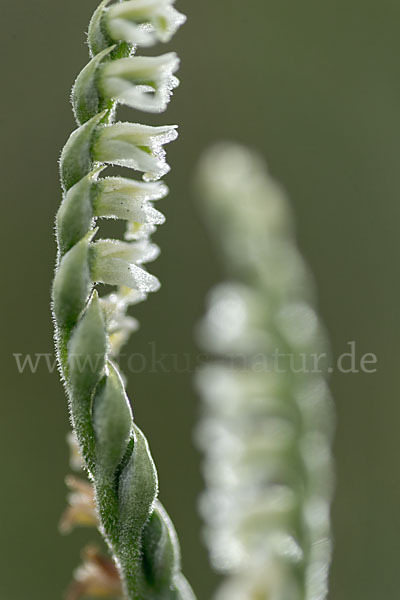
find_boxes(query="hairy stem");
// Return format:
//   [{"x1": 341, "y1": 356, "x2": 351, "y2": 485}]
[{"x1": 52, "y1": 2, "x2": 193, "y2": 598}]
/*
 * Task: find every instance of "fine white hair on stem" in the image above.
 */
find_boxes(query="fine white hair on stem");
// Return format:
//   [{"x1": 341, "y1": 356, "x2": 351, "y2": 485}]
[{"x1": 53, "y1": 1, "x2": 193, "y2": 599}]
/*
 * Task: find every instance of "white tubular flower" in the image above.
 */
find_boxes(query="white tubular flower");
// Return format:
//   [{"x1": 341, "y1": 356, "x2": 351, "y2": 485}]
[
  {"x1": 95, "y1": 176, "x2": 167, "y2": 223},
  {"x1": 102, "y1": 53, "x2": 180, "y2": 113},
  {"x1": 100, "y1": 286, "x2": 146, "y2": 355},
  {"x1": 124, "y1": 220, "x2": 157, "y2": 240},
  {"x1": 94, "y1": 123, "x2": 178, "y2": 181},
  {"x1": 108, "y1": 314, "x2": 139, "y2": 357},
  {"x1": 93, "y1": 238, "x2": 160, "y2": 264},
  {"x1": 91, "y1": 239, "x2": 160, "y2": 291},
  {"x1": 101, "y1": 286, "x2": 148, "y2": 318},
  {"x1": 106, "y1": 0, "x2": 186, "y2": 47},
  {"x1": 196, "y1": 144, "x2": 334, "y2": 600}
]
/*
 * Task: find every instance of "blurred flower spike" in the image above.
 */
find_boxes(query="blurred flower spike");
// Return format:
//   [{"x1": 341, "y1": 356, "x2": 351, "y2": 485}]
[{"x1": 196, "y1": 143, "x2": 334, "y2": 600}]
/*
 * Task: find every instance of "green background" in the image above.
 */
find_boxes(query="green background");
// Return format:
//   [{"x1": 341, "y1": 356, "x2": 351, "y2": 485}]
[{"x1": 1, "y1": 0, "x2": 400, "y2": 598}]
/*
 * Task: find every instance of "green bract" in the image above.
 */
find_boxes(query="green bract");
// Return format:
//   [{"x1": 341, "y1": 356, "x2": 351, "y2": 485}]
[{"x1": 52, "y1": 1, "x2": 192, "y2": 599}]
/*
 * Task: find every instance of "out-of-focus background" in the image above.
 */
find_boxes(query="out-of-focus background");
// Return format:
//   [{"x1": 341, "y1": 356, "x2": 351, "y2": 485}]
[{"x1": 1, "y1": 1, "x2": 400, "y2": 598}]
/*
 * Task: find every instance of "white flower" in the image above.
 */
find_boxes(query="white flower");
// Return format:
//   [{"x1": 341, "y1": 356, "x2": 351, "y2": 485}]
[
  {"x1": 100, "y1": 286, "x2": 145, "y2": 355},
  {"x1": 91, "y1": 238, "x2": 160, "y2": 354},
  {"x1": 102, "y1": 53, "x2": 180, "y2": 113},
  {"x1": 101, "y1": 286, "x2": 148, "y2": 317},
  {"x1": 91, "y1": 239, "x2": 160, "y2": 292},
  {"x1": 106, "y1": 0, "x2": 186, "y2": 47},
  {"x1": 93, "y1": 238, "x2": 160, "y2": 264},
  {"x1": 94, "y1": 176, "x2": 167, "y2": 223},
  {"x1": 108, "y1": 314, "x2": 139, "y2": 356},
  {"x1": 94, "y1": 122, "x2": 178, "y2": 181}
]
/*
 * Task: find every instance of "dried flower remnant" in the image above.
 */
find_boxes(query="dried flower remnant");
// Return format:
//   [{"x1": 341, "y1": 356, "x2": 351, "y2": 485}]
[
  {"x1": 66, "y1": 546, "x2": 123, "y2": 600},
  {"x1": 60, "y1": 476, "x2": 97, "y2": 534}
]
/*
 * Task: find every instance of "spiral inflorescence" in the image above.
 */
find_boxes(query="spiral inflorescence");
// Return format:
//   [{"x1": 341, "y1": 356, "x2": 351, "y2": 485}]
[
  {"x1": 196, "y1": 144, "x2": 335, "y2": 600},
  {"x1": 52, "y1": 2, "x2": 193, "y2": 598}
]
